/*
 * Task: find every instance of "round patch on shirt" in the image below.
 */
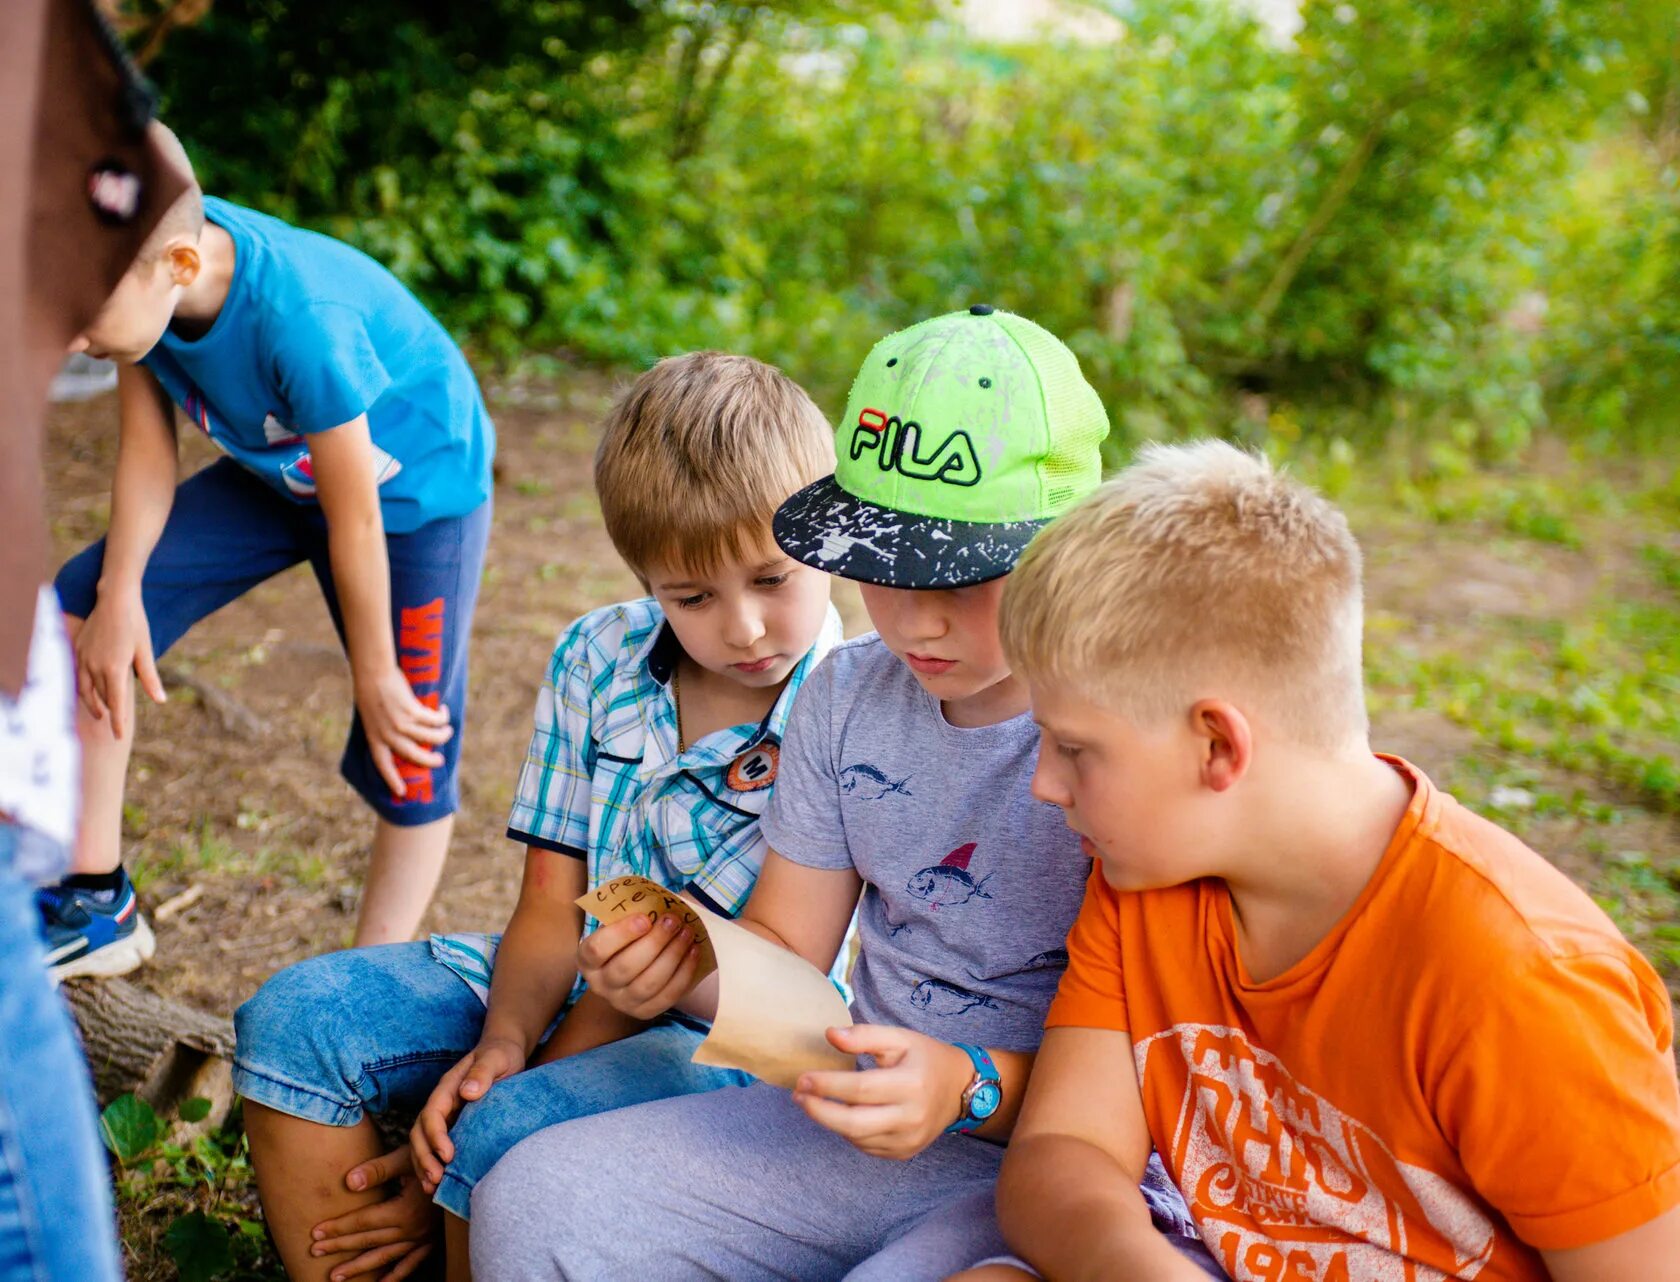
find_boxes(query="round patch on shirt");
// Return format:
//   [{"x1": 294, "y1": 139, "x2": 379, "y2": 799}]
[{"x1": 726, "y1": 743, "x2": 779, "y2": 792}]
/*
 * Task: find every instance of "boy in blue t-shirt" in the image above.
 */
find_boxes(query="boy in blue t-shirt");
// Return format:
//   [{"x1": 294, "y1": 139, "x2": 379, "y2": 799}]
[{"x1": 42, "y1": 125, "x2": 495, "y2": 973}]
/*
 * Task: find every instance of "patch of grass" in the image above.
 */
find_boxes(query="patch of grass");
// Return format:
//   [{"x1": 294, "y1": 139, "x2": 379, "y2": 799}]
[
  {"x1": 1592, "y1": 854, "x2": 1680, "y2": 979},
  {"x1": 1367, "y1": 602, "x2": 1680, "y2": 815},
  {"x1": 104, "y1": 1095, "x2": 282, "y2": 1282},
  {"x1": 1643, "y1": 543, "x2": 1680, "y2": 597}
]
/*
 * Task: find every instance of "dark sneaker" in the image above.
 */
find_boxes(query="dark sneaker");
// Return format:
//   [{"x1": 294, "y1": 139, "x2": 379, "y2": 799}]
[{"x1": 37, "y1": 870, "x2": 155, "y2": 982}]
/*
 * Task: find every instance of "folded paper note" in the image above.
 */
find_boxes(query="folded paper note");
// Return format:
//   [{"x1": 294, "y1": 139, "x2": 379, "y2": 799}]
[{"x1": 578, "y1": 875, "x2": 854, "y2": 1088}]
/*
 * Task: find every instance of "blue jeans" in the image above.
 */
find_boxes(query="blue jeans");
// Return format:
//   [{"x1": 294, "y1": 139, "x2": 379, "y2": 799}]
[
  {"x1": 231, "y1": 940, "x2": 751, "y2": 1218},
  {"x1": 0, "y1": 824, "x2": 120, "y2": 1282}
]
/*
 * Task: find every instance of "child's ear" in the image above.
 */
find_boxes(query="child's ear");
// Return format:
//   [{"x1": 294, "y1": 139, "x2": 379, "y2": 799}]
[
  {"x1": 1190, "y1": 699, "x2": 1251, "y2": 793},
  {"x1": 164, "y1": 239, "x2": 202, "y2": 288}
]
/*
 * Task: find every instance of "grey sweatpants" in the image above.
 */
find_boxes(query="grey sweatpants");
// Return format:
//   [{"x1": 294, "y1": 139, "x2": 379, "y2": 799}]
[
  {"x1": 471, "y1": 1080, "x2": 1008, "y2": 1281},
  {"x1": 471, "y1": 1080, "x2": 1216, "y2": 1281}
]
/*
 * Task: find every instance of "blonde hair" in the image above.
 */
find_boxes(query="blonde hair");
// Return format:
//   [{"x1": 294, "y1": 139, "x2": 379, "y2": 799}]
[
  {"x1": 594, "y1": 351, "x2": 835, "y2": 580},
  {"x1": 1000, "y1": 439, "x2": 1368, "y2": 751},
  {"x1": 138, "y1": 122, "x2": 204, "y2": 262}
]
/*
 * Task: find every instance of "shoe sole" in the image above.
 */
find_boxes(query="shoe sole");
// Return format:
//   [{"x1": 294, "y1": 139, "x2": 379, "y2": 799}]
[{"x1": 49, "y1": 916, "x2": 156, "y2": 984}]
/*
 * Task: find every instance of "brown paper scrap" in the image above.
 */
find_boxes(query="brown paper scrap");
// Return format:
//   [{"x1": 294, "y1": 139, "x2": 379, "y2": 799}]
[{"x1": 576, "y1": 875, "x2": 854, "y2": 1089}]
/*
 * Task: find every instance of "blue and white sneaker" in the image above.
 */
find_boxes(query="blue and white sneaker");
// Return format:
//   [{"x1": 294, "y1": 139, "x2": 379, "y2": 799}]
[{"x1": 37, "y1": 869, "x2": 156, "y2": 982}]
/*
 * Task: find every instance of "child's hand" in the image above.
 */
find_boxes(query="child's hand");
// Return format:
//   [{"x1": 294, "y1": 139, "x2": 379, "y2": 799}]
[
  {"x1": 353, "y1": 664, "x2": 452, "y2": 798},
  {"x1": 409, "y1": 1036, "x2": 525, "y2": 1191},
  {"x1": 575, "y1": 911, "x2": 703, "y2": 1020},
  {"x1": 74, "y1": 590, "x2": 166, "y2": 739},
  {"x1": 310, "y1": 1144, "x2": 437, "y2": 1282},
  {"x1": 791, "y1": 1025, "x2": 974, "y2": 1161}
]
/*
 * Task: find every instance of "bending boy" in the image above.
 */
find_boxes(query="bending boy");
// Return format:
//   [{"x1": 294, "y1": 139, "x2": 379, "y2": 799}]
[
  {"x1": 46, "y1": 126, "x2": 494, "y2": 970},
  {"x1": 986, "y1": 441, "x2": 1680, "y2": 1280},
  {"x1": 470, "y1": 307, "x2": 1214, "y2": 1280},
  {"x1": 234, "y1": 352, "x2": 842, "y2": 1282}
]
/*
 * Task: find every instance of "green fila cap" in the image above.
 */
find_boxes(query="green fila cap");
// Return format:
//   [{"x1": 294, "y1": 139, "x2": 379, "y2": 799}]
[{"x1": 774, "y1": 305, "x2": 1110, "y2": 588}]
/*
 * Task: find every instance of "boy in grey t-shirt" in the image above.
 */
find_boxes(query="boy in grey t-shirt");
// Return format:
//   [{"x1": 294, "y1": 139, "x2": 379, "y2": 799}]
[{"x1": 470, "y1": 309, "x2": 1215, "y2": 1280}]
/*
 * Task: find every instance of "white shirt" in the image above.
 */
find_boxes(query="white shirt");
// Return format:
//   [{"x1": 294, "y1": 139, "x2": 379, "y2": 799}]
[{"x1": 0, "y1": 586, "x2": 80, "y2": 862}]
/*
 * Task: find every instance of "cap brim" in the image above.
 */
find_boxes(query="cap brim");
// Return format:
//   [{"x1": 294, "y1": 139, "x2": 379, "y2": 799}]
[{"x1": 773, "y1": 476, "x2": 1047, "y2": 589}]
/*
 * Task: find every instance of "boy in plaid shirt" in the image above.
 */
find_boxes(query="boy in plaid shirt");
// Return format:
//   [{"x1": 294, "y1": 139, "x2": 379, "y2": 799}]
[{"x1": 232, "y1": 352, "x2": 842, "y2": 1282}]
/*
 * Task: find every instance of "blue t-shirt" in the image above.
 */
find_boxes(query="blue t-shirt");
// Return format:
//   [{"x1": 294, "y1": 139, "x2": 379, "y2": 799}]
[{"x1": 142, "y1": 198, "x2": 494, "y2": 533}]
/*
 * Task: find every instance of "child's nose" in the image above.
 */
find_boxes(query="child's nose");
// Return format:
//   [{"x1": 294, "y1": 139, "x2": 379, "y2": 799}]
[
  {"x1": 1029, "y1": 756, "x2": 1069, "y2": 809},
  {"x1": 724, "y1": 602, "x2": 766, "y2": 648}
]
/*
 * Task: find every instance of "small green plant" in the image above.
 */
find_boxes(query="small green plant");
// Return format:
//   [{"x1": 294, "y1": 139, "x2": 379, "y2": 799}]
[{"x1": 100, "y1": 1094, "x2": 280, "y2": 1281}]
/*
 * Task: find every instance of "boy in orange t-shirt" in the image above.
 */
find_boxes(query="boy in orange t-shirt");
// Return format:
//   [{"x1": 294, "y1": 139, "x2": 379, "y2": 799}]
[{"x1": 965, "y1": 441, "x2": 1680, "y2": 1282}]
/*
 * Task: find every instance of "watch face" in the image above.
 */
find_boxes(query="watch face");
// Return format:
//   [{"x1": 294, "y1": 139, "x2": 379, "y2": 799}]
[{"x1": 971, "y1": 1081, "x2": 1002, "y2": 1119}]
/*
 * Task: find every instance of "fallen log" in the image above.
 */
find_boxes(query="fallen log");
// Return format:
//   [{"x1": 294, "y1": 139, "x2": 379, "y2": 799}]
[{"x1": 62, "y1": 976, "x2": 236, "y2": 1137}]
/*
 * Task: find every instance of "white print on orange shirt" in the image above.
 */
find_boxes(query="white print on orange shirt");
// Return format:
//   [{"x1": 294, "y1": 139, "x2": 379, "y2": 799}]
[{"x1": 1135, "y1": 1024, "x2": 1497, "y2": 1282}]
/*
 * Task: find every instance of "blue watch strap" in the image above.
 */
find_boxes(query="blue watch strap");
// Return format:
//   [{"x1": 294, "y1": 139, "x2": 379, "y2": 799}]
[{"x1": 945, "y1": 1042, "x2": 1001, "y2": 1134}]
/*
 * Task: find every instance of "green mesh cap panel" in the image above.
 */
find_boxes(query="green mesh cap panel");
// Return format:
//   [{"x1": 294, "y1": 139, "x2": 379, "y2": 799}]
[
  {"x1": 832, "y1": 307, "x2": 1110, "y2": 524},
  {"x1": 991, "y1": 311, "x2": 1109, "y2": 513}
]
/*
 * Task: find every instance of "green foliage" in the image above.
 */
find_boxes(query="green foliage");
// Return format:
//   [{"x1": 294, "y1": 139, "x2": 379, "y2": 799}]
[
  {"x1": 100, "y1": 1095, "x2": 280, "y2": 1280},
  {"x1": 163, "y1": 1212, "x2": 236, "y2": 1282},
  {"x1": 99, "y1": 1093, "x2": 160, "y2": 1165},
  {"x1": 139, "y1": 0, "x2": 1674, "y2": 443}
]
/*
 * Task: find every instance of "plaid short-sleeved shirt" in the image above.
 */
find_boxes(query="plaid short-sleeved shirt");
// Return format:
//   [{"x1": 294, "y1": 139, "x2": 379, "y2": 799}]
[
  {"x1": 430, "y1": 597, "x2": 845, "y2": 1005},
  {"x1": 507, "y1": 596, "x2": 842, "y2": 910}
]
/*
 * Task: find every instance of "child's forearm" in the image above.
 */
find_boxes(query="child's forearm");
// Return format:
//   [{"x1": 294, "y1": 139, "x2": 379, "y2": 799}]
[
  {"x1": 481, "y1": 905, "x2": 581, "y2": 1057},
  {"x1": 100, "y1": 368, "x2": 179, "y2": 594},
  {"x1": 535, "y1": 990, "x2": 646, "y2": 1063},
  {"x1": 998, "y1": 1134, "x2": 1208, "y2": 1282},
  {"x1": 324, "y1": 506, "x2": 398, "y2": 680}
]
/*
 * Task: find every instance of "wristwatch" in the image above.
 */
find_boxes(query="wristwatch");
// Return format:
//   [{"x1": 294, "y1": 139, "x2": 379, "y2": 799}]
[{"x1": 945, "y1": 1042, "x2": 1002, "y2": 1134}]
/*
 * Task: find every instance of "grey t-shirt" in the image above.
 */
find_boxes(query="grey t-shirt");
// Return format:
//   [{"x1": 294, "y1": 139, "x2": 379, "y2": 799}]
[{"x1": 761, "y1": 633, "x2": 1090, "y2": 1052}]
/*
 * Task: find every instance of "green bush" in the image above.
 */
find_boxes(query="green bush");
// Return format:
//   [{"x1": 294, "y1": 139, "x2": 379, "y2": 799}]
[{"x1": 141, "y1": 0, "x2": 1677, "y2": 445}]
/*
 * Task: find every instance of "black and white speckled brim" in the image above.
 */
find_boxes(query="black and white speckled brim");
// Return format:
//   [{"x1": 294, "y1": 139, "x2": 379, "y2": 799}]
[{"x1": 773, "y1": 475, "x2": 1048, "y2": 589}]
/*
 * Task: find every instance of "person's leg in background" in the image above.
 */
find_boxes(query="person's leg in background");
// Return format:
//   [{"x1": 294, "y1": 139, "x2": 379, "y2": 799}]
[
  {"x1": 318, "y1": 498, "x2": 491, "y2": 946},
  {"x1": 0, "y1": 822, "x2": 121, "y2": 1282},
  {"x1": 47, "y1": 459, "x2": 310, "y2": 978}
]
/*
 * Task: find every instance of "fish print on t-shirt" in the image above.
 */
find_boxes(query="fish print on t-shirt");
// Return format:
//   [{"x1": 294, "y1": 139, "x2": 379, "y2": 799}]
[
  {"x1": 839, "y1": 762, "x2": 913, "y2": 799},
  {"x1": 910, "y1": 978, "x2": 1000, "y2": 1017},
  {"x1": 906, "y1": 842, "x2": 993, "y2": 909}
]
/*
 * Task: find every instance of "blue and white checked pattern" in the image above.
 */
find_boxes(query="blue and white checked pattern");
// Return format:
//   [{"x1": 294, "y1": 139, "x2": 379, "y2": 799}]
[{"x1": 432, "y1": 597, "x2": 845, "y2": 1006}]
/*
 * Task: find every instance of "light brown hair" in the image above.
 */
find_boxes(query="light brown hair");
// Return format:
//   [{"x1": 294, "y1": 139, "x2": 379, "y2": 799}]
[
  {"x1": 594, "y1": 351, "x2": 835, "y2": 580},
  {"x1": 136, "y1": 122, "x2": 204, "y2": 262},
  {"x1": 1001, "y1": 439, "x2": 1368, "y2": 751}
]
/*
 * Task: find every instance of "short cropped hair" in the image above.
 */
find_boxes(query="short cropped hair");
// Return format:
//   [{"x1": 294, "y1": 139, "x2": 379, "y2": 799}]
[
  {"x1": 594, "y1": 352, "x2": 835, "y2": 580},
  {"x1": 137, "y1": 123, "x2": 204, "y2": 261},
  {"x1": 1001, "y1": 440, "x2": 1368, "y2": 751}
]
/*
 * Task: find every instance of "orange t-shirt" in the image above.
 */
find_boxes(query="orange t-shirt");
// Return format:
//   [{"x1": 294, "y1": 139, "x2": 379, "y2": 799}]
[{"x1": 1047, "y1": 757, "x2": 1680, "y2": 1282}]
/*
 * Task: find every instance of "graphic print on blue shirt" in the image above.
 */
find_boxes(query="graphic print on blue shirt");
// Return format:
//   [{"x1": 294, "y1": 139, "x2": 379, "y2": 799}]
[{"x1": 143, "y1": 197, "x2": 494, "y2": 533}]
